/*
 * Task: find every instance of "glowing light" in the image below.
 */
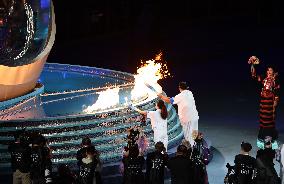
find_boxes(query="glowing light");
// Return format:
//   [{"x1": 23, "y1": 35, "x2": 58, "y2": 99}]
[
  {"x1": 155, "y1": 52, "x2": 162, "y2": 61},
  {"x1": 124, "y1": 97, "x2": 129, "y2": 106},
  {"x1": 84, "y1": 87, "x2": 120, "y2": 113},
  {"x1": 131, "y1": 53, "x2": 170, "y2": 101},
  {"x1": 1, "y1": 53, "x2": 171, "y2": 118},
  {"x1": 14, "y1": 3, "x2": 35, "y2": 60},
  {"x1": 83, "y1": 53, "x2": 170, "y2": 113}
]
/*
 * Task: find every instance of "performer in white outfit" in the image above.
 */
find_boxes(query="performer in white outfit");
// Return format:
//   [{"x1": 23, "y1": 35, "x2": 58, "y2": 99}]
[
  {"x1": 158, "y1": 82, "x2": 199, "y2": 146},
  {"x1": 132, "y1": 100, "x2": 169, "y2": 151},
  {"x1": 278, "y1": 144, "x2": 284, "y2": 183}
]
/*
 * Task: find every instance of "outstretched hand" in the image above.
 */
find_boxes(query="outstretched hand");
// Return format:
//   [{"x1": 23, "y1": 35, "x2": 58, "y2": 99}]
[
  {"x1": 157, "y1": 93, "x2": 163, "y2": 98},
  {"x1": 128, "y1": 104, "x2": 135, "y2": 110},
  {"x1": 128, "y1": 104, "x2": 140, "y2": 112},
  {"x1": 158, "y1": 93, "x2": 171, "y2": 104}
]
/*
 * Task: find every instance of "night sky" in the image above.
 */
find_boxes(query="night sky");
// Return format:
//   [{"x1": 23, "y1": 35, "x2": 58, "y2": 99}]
[{"x1": 49, "y1": 0, "x2": 284, "y2": 116}]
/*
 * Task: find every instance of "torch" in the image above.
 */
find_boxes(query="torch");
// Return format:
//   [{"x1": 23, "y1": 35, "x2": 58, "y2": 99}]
[
  {"x1": 128, "y1": 104, "x2": 140, "y2": 112},
  {"x1": 144, "y1": 82, "x2": 159, "y2": 94}
]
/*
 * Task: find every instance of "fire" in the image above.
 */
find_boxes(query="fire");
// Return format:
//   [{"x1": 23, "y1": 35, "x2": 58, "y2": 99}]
[
  {"x1": 84, "y1": 53, "x2": 170, "y2": 113},
  {"x1": 84, "y1": 87, "x2": 120, "y2": 113},
  {"x1": 155, "y1": 52, "x2": 162, "y2": 61},
  {"x1": 131, "y1": 53, "x2": 170, "y2": 101}
]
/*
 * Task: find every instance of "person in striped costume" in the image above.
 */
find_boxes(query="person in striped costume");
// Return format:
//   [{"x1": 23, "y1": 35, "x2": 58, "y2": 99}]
[{"x1": 248, "y1": 56, "x2": 280, "y2": 142}]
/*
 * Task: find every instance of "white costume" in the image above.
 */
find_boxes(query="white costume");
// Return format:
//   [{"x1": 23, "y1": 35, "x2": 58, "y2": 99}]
[
  {"x1": 147, "y1": 109, "x2": 168, "y2": 150},
  {"x1": 170, "y1": 90, "x2": 199, "y2": 146},
  {"x1": 280, "y1": 144, "x2": 284, "y2": 183}
]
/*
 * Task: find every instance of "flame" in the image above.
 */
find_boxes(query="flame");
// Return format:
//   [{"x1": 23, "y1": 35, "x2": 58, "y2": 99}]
[
  {"x1": 84, "y1": 87, "x2": 120, "y2": 113},
  {"x1": 131, "y1": 53, "x2": 170, "y2": 101},
  {"x1": 155, "y1": 52, "x2": 162, "y2": 61},
  {"x1": 83, "y1": 53, "x2": 170, "y2": 113}
]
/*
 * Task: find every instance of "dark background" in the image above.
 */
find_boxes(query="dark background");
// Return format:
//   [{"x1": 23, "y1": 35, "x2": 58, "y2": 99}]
[{"x1": 49, "y1": 0, "x2": 284, "y2": 123}]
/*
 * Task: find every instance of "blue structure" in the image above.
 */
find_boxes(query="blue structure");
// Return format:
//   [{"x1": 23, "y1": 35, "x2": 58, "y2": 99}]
[
  {"x1": 0, "y1": 63, "x2": 183, "y2": 173},
  {"x1": 0, "y1": 0, "x2": 183, "y2": 170}
]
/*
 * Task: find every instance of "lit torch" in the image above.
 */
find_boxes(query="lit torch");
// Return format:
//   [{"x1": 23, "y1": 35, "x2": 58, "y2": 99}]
[
  {"x1": 131, "y1": 52, "x2": 171, "y2": 101},
  {"x1": 84, "y1": 53, "x2": 170, "y2": 113}
]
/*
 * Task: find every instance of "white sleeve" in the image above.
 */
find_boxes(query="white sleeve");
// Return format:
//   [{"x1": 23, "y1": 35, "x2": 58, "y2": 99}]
[
  {"x1": 172, "y1": 93, "x2": 182, "y2": 105},
  {"x1": 281, "y1": 145, "x2": 284, "y2": 166},
  {"x1": 147, "y1": 111, "x2": 155, "y2": 120},
  {"x1": 147, "y1": 111, "x2": 156, "y2": 128}
]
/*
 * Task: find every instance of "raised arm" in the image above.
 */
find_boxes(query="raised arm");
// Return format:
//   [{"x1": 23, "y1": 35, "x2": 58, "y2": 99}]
[
  {"x1": 248, "y1": 56, "x2": 261, "y2": 82},
  {"x1": 157, "y1": 93, "x2": 171, "y2": 104},
  {"x1": 250, "y1": 64, "x2": 256, "y2": 78},
  {"x1": 129, "y1": 104, "x2": 147, "y2": 116},
  {"x1": 136, "y1": 108, "x2": 147, "y2": 116}
]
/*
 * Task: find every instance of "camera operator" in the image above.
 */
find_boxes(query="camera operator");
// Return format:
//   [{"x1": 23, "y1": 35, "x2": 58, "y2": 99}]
[
  {"x1": 8, "y1": 130, "x2": 31, "y2": 184},
  {"x1": 255, "y1": 136, "x2": 280, "y2": 184}
]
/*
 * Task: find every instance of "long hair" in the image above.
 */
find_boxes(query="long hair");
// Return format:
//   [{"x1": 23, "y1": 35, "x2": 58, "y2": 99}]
[{"x1": 157, "y1": 100, "x2": 168, "y2": 120}]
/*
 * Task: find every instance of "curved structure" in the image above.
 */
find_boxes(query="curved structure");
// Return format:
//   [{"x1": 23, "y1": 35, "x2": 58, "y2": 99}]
[
  {"x1": 0, "y1": 0, "x2": 56, "y2": 101},
  {"x1": 0, "y1": 0, "x2": 183, "y2": 173},
  {"x1": 0, "y1": 63, "x2": 183, "y2": 171}
]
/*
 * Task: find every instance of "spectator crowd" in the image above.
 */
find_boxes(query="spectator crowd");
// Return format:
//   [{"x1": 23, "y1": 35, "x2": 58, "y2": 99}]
[{"x1": 8, "y1": 128, "x2": 284, "y2": 184}]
